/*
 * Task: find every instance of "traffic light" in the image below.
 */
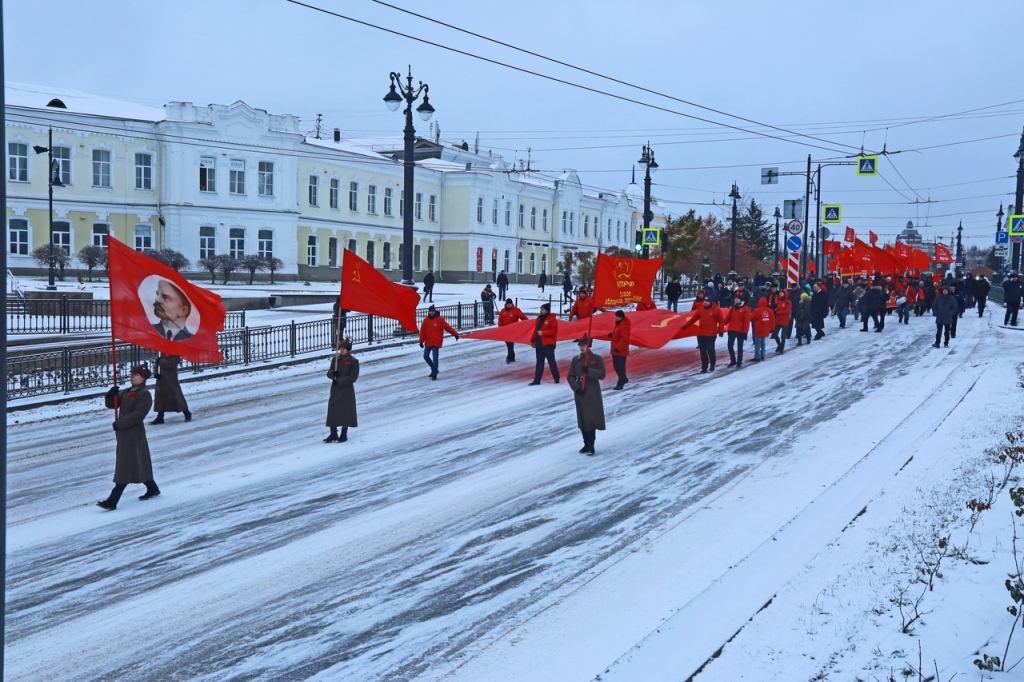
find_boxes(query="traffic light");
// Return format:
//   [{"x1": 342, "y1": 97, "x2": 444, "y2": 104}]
[{"x1": 634, "y1": 230, "x2": 642, "y2": 253}]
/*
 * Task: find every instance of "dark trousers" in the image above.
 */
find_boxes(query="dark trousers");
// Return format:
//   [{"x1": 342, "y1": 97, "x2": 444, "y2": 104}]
[
  {"x1": 483, "y1": 303, "x2": 495, "y2": 324},
  {"x1": 837, "y1": 307, "x2": 848, "y2": 327},
  {"x1": 796, "y1": 325, "x2": 811, "y2": 342},
  {"x1": 697, "y1": 336, "x2": 717, "y2": 371},
  {"x1": 812, "y1": 318, "x2": 825, "y2": 338},
  {"x1": 950, "y1": 313, "x2": 958, "y2": 337},
  {"x1": 978, "y1": 297, "x2": 987, "y2": 316},
  {"x1": 106, "y1": 481, "x2": 158, "y2": 505},
  {"x1": 612, "y1": 354, "x2": 627, "y2": 386},
  {"x1": 727, "y1": 331, "x2": 745, "y2": 365},
  {"x1": 498, "y1": 286, "x2": 507, "y2": 300},
  {"x1": 863, "y1": 311, "x2": 884, "y2": 331},
  {"x1": 423, "y1": 346, "x2": 440, "y2": 377},
  {"x1": 581, "y1": 429, "x2": 595, "y2": 447},
  {"x1": 772, "y1": 324, "x2": 787, "y2": 352},
  {"x1": 534, "y1": 344, "x2": 559, "y2": 383},
  {"x1": 422, "y1": 287, "x2": 433, "y2": 302},
  {"x1": 786, "y1": 317, "x2": 795, "y2": 339},
  {"x1": 505, "y1": 341, "x2": 516, "y2": 362},
  {"x1": 1006, "y1": 301, "x2": 1020, "y2": 325},
  {"x1": 935, "y1": 322, "x2": 951, "y2": 346}
]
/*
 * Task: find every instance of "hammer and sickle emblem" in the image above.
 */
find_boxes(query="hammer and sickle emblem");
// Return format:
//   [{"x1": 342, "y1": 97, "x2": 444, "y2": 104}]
[
  {"x1": 351, "y1": 268, "x2": 362, "y2": 284},
  {"x1": 652, "y1": 314, "x2": 681, "y2": 328},
  {"x1": 614, "y1": 260, "x2": 633, "y2": 281}
]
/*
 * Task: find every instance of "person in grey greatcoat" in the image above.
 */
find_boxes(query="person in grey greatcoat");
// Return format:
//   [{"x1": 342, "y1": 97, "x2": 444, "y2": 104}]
[
  {"x1": 97, "y1": 364, "x2": 160, "y2": 510},
  {"x1": 932, "y1": 285, "x2": 959, "y2": 348},
  {"x1": 151, "y1": 354, "x2": 191, "y2": 424},
  {"x1": 567, "y1": 335, "x2": 606, "y2": 456},
  {"x1": 325, "y1": 339, "x2": 359, "y2": 443}
]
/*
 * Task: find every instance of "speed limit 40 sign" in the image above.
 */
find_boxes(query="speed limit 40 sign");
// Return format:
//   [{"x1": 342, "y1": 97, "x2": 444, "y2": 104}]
[{"x1": 785, "y1": 219, "x2": 803, "y2": 236}]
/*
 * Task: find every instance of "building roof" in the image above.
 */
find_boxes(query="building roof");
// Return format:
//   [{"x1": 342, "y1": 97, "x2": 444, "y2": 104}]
[
  {"x1": 6, "y1": 81, "x2": 166, "y2": 122},
  {"x1": 302, "y1": 136, "x2": 393, "y2": 161}
]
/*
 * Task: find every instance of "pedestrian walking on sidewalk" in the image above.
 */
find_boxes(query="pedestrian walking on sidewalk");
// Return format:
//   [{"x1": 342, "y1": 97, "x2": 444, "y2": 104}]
[
  {"x1": 422, "y1": 270, "x2": 435, "y2": 303},
  {"x1": 97, "y1": 364, "x2": 160, "y2": 510},
  {"x1": 496, "y1": 270, "x2": 509, "y2": 300},
  {"x1": 151, "y1": 353, "x2": 191, "y2": 424}
]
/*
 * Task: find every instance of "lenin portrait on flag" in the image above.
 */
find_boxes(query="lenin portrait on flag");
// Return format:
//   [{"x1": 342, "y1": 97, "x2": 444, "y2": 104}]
[{"x1": 140, "y1": 275, "x2": 200, "y2": 341}]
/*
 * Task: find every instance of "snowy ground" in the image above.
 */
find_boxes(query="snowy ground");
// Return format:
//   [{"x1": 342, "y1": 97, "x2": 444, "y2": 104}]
[{"x1": 6, "y1": 305, "x2": 1024, "y2": 681}]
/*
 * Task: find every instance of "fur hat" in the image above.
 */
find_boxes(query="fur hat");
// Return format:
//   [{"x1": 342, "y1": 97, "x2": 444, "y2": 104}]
[
  {"x1": 338, "y1": 338, "x2": 352, "y2": 351},
  {"x1": 575, "y1": 334, "x2": 591, "y2": 346},
  {"x1": 130, "y1": 364, "x2": 152, "y2": 380}
]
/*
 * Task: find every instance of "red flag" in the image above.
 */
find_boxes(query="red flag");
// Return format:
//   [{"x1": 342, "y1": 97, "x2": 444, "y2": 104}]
[
  {"x1": 934, "y1": 243, "x2": 953, "y2": 264},
  {"x1": 107, "y1": 236, "x2": 226, "y2": 363},
  {"x1": 896, "y1": 241, "x2": 912, "y2": 259},
  {"x1": 869, "y1": 231, "x2": 878, "y2": 245},
  {"x1": 844, "y1": 226, "x2": 856, "y2": 244},
  {"x1": 909, "y1": 248, "x2": 932, "y2": 270},
  {"x1": 933, "y1": 269, "x2": 942, "y2": 283},
  {"x1": 823, "y1": 240, "x2": 840, "y2": 256},
  {"x1": 808, "y1": 260, "x2": 817, "y2": 273},
  {"x1": 339, "y1": 249, "x2": 420, "y2": 332},
  {"x1": 591, "y1": 253, "x2": 663, "y2": 307}
]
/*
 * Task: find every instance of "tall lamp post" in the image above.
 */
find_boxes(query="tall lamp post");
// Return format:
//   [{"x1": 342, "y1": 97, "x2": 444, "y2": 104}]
[
  {"x1": 773, "y1": 205, "x2": 781, "y2": 277},
  {"x1": 728, "y1": 183, "x2": 741, "y2": 274},
  {"x1": 1013, "y1": 127, "x2": 1024, "y2": 273},
  {"x1": 384, "y1": 67, "x2": 434, "y2": 286},
  {"x1": 32, "y1": 127, "x2": 64, "y2": 291},
  {"x1": 637, "y1": 143, "x2": 658, "y2": 259},
  {"x1": 955, "y1": 221, "x2": 964, "y2": 277},
  {"x1": 998, "y1": 203, "x2": 1006, "y2": 273}
]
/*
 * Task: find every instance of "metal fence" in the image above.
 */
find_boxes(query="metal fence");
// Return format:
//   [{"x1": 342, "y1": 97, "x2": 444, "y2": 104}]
[
  {"x1": 7, "y1": 301, "x2": 485, "y2": 401},
  {"x1": 6, "y1": 296, "x2": 245, "y2": 334},
  {"x1": 990, "y1": 286, "x2": 1004, "y2": 306}
]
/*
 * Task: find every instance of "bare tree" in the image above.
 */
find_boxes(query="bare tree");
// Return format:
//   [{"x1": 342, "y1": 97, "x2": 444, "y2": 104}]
[
  {"x1": 216, "y1": 254, "x2": 240, "y2": 285},
  {"x1": 241, "y1": 254, "x2": 267, "y2": 285},
  {"x1": 31, "y1": 244, "x2": 72, "y2": 281},
  {"x1": 197, "y1": 256, "x2": 219, "y2": 285},
  {"x1": 265, "y1": 257, "x2": 284, "y2": 284},
  {"x1": 154, "y1": 248, "x2": 190, "y2": 272},
  {"x1": 76, "y1": 245, "x2": 107, "y2": 282}
]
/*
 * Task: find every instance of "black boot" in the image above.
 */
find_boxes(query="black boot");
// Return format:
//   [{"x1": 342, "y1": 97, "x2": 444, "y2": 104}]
[
  {"x1": 97, "y1": 484, "x2": 126, "y2": 510},
  {"x1": 150, "y1": 413, "x2": 165, "y2": 425},
  {"x1": 339, "y1": 427, "x2": 348, "y2": 443},
  {"x1": 183, "y1": 410, "x2": 192, "y2": 422},
  {"x1": 324, "y1": 428, "x2": 339, "y2": 443},
  {"x1": 139, "y1": 481, "x2": 161, "y2": 501}
]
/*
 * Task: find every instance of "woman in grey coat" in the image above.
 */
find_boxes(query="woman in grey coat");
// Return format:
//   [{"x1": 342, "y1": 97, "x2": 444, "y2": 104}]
[
  {"x1": 325, "y1": 339, "x2": 359, "y2": 443},
  {"x1": 567, "y1": 335, "x2": 606, "y2": 455},
  {"x1": 97, "y1": 364, "x2": 160, "y2": 510},
  {"x1": 151, "y1": 354, "x2": 191, "y2": 424}
]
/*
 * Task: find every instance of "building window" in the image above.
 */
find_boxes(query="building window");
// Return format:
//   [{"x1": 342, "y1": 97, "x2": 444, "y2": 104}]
[
  {"x1": 399, "y1": 190, "x2": 405, "y2": 218},
  {"x1": 518, "y1": 203, "x2": 525, "y2": 228},
  {"x1": 617, "y1": 220, "x2": 621, "y2": 242},
  {"x1": 397, "y1": 243, "x2": 403, "y2": 272},
  {"x1": 258, "y1": 229, "x2": 273, "y2": 258},
  {"x1": 608, "y1": 218, "x2": 612, "y2": 241},
  {"x1": 541, "y1": 253, "x2": 547, "y2": 274},
  {"x1": 505, "y1": 201, "x2": 511, "y2": 227},
  {"x1": 229, "y1": 227, "x2": 245, "y2": 258},
  {"x1": 543, "y1": 208, "x2": 549, "y2": 232},
  {"x1": 93, "y1": 149, "x2": 112, "y2": 188},
  {"x1": 200, "y1": 226, "x2": 216, "y2": 259},
  {"x1": 531, "y1": 206, "x2": 537, "y2": 230},
  {"x1": 570, "y1": 212, "x2": 575, "y2": 235},
  {"x1": 52, "y1": 221, "x2": 71, "y2": 255},
  {"x1": 382, "y1": 241, "x2": 392, "y2": 270},
  {"x1": 198, "y1": 155, "x2": 216, "y2": 192},
  {"x1": 415, "y1": 192, "x2": 423, "y2": 220},
  {"x1": 504, "y1": 249, "x2": 510, "y2": 272},
  {"x1": 368, "y1": 185, "x2": 378, "y2": 214},
  {"x1": 584, "y1": 215, "x2": 589, "y2": 237},
  {"x1": 492, "y1": 199, "x2": 498, "y2": 225},
  {"x1": 529, "y1": 252, "x2": 536, "y2": 275},
  {"x1": 135, "y1": 224, "x2": 153, "y2": 252},
  {"x1": 92, "y1": 224, "x2": 108, "y2": 248},
  {"x1": 562, "y1": 211, "x2": 567, "y2": 233},
  {"x1": 258, "y1": 161, "x2": 274, "y2": 196},
  {"x1": 329, "y1": 178, "x2": 339, "y2": 209},
  {"x1": 308, "y1": 175, "x2": 319, "y2": 206},
  {"x1": 228, "y1": 159, "x2": 244, "y2": 194},
  {"x1": 347, "y1": 238, "x2": 357, "y2": 256},
  {"x1": 9, "y1": 218, "x2": 28, "y2": 255},
  {"x1": 429, "y1": 194, "x2": 437, "y2": 221},
  {"x1": 384, "y1": 188, "x2": 393, "y2": 216},
  {"x1": 427, "y1": 245, "x2": 435, "y2": 270},
  {"x1": 516, "y1": 251, "x2": 523, "y2": 275},
  {"x1": 53, "y1": 146, "x2": 72, "y2": 185},
  {"x1": 477, "y1": 197, "x2": 484, "y2": 223},
  {"x1": 329, "y1": 237, "x2": 338, "y2": 268},
  {"x1": 414, "y1": 244, "x2": 422, "y2": 271},
  {"x1": 8, "y1": 143, "x2": 28, "y2": 182},
  {"x1": 366, "y1": 240, "x2": 375, "y2": 267},
  {"x1": 349, "y1": 181, "x2": 359, "y2": 211},
  {"x1": 307, "y1": 235, "x2": 318, "y2": 266},
  {"x1": 132, "y1": 153, "x2": 154, "y2": 191}
]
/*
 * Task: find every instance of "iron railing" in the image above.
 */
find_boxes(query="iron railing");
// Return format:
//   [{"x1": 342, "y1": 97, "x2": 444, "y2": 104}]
[
  {"x1": 7, "y1": 301, "x2": 485, "y2": 401},
  {"x1": 990, "y1": 286, "x2": 1004, "y2": 306},
  {"x1": 6, "y1": 296, "x2": 245, "y2": 334}
]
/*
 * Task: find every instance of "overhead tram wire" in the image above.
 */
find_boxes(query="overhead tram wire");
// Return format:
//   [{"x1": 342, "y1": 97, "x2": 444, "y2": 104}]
[
  {"x1": 367, "y1": 0, "x2": 866, "y2": 154},
  {"x1": 283, "y1": 0, "x2": 855, "y2": 155}
]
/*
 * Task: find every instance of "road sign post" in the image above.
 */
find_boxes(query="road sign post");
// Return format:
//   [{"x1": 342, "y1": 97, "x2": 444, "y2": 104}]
[
  {"x1": 1009, "y1": 215, "x2": 1024, "y2": 238},
  {"x1": 761, "y1": 167, "x2": 779, "y2": 185},
  {"x1": 785, "y1": 220, "x2": 803, "y2": 287},
  {"x1": 642, "y1": 228, "x2": 661, "y2": 247},
  {"x1": 856, "y1": 156, "x2": 878, "y2": 176}
]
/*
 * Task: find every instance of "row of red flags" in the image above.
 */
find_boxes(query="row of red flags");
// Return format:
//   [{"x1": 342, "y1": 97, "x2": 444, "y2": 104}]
[{"x1": 107, "y1": 237, "x2": 663, "y2": 364}]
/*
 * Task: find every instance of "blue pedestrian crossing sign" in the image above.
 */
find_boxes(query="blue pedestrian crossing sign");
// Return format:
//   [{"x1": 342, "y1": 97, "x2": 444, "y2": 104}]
[
  {"x1": 642, "y1": 228, "x2": 661, "y2": 246},
  {"x1": 997, "y1": 230, "x2": 1009, "y2": 244},
  {"x1": 856, "y1": 156, "x2": 878, "y2": 176},
  {"x1": 787, "y1": 235, "x2": 802, "y2": 252},
  {"x1": 822, "y1": 205, "x2": 842, "y2": 223},
  {"x1": 1010, "y1": 215, "x2": 1024, "y2": 238}
]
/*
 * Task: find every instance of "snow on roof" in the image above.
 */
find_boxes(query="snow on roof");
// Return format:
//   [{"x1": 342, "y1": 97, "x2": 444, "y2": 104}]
[
  {"x1": 6, "y1": 82, "x2": 166, "y2": 122},
  {"x1": 302, "y1": 136, "x2": 393, "y2": 161}
]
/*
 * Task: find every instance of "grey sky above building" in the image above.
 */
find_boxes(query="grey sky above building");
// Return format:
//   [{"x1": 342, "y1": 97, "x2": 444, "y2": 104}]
[{"x1": 7, "y1": 0, "x2": 1022, "y2": 247}]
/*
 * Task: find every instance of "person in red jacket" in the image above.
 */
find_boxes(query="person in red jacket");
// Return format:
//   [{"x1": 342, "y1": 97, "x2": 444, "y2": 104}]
[
  {"x1": 569, "y1": 288, "x2": 597, "y2": 320},
  {"x1": 690, "y1": 289, "x2": 706, "y2": 310},
  {"x1": 722, "y1": 298, "x2": 752, "y2": 368},
  {"x1": 498, "y1": 298, "x2": 528, "y2": 363},
  {"x1": 772, "y1": 295, "x2": 793, "y2": 355},
  {"x1": 635, "y1": 299, "x2": 657, "y2": 311},
  {"x1": 750, "y1": 298, "x2": 776, "y2": 362},
  {"x1": 606, "y1": 310, "x2": 631, "y2": 390},
  {"x1": 680, "y1": 298, "x2": 723, "y2": 373},
  {"x1": 418, "y1": 305, "x2": 459, "y2": 380},
  {"x1": 528, "y1": 302, "x2": 560, "y2": 385}
]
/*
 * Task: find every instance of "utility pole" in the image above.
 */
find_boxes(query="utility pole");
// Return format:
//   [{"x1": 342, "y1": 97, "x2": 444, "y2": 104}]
[
  {"x1": 638, "y1": 143, "x2": 658, "y2": 259},
  {"x1": 773, "y1": 206, "x2": 781, "y2": 276},
  {"x1": 729, "y1": 183, "x2": 741, "y2": 273},
  {"x1": 956, "y1": 221, "x2": 964, "y2": 277},
  {"x1": 1014, "y1": 127, "x2": 1024, "y2": 272},
  {"x1": 998, "y1": 203, "x2": 1006, "y2": 272},
  {"x1": 802, "y1": 154, "x2": 811, "y2": 280}
]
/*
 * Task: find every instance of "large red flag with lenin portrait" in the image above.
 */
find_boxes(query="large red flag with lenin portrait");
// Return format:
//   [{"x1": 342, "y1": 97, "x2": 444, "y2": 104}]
[
  {"x1": 591, "y1": 253, "x2": 663, "y2": 308},
  {"x1": 339, "y1": 248, "x2": 420, "y2": 332},
  {"x1": 107, "y1": 236, "x2": 226, "y2": 363}
]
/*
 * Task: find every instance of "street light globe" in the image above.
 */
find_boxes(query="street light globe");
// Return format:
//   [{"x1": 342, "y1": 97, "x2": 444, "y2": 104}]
[
  {"x1": 416, "y1": 95, "x2": 435, "y2": 122},
  {"x1": 383, "y1": 84, "x2": 402, "y2": 112},
  {"x1": 648, "y1": 159, "x2": 659, "y2": 175}
]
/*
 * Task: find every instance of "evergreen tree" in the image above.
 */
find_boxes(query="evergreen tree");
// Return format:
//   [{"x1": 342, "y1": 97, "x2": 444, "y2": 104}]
[
  {"x1": 662, "y1": 210, "x2": 700, "y2": 275},
  {"x1": 734, "y1": 198, "x2": 773, "y2": 261}
]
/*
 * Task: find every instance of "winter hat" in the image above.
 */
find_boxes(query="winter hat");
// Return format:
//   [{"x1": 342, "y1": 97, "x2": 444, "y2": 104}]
[
  {"x1": 615, "y1": 310, "x2": 625, "y2": 318},
  {"x1": 575, "y1": 334, "x2": 591, "y2": 347},
  {"x1": 428, "y1": 304, "x2": 437, "y2": 312},
  {"x1": 505, "y1": 298, "x2": 514, "y2": 305},
  {"x1": 338, "y1": 338, "x2": 353, "y2": 351},
  {"x1": 800, "y1": 293, "x2": 811, "y2": 301},
  {"x1": 484, "y1": 284, "x2": 492, "y2": 289},
  {"x1": 130, "y1": 364, "x2": 152, "y2": 380},
  {"x1": 540, "y1": 303, "x2": 551, "y2": 312}
]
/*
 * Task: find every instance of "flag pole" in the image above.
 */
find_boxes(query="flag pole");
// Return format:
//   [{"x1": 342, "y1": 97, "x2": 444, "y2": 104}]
[
  {"x1": 332, "y1": 249, "x2": 345, "y2": 374},
  {"x1": 108, "y1": 229, "x2": 119, "y2": 418},
  {"x1": 580, "y1": 311, "x2": 595, "y2": 391}
]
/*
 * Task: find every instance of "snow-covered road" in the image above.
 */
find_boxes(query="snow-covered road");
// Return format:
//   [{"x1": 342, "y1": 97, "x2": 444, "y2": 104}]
[{"x1": 5, "y1": 310, "x2": 994, "y2": 680}]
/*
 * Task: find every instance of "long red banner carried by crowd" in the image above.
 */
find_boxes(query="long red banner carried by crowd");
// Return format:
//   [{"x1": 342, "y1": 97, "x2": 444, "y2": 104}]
[{"x1": 465, "y1": 308, "x2": 704, "y2": 349}]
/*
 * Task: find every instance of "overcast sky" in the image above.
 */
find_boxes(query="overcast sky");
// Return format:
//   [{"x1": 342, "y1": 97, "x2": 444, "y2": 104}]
[{"x1": 7, "y1": 0, "x2": 1023, "y2": 248}]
